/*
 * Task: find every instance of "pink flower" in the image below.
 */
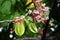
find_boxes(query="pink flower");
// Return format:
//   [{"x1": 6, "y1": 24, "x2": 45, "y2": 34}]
[
  {"x1": 35, "y1": 15, "x2": 41, "y2": 19},
  {"x1": 42, "y1": 7, "x2": 49, "y2": 11},
  {"x1": 33, "y1": 10, "x2": 39, "y2": 14},
  {"x1": 35, "y1": 0, "x2": 42, "y2": 2},
  {"x1": 35, "y1": 0, "x2": 40, "y2": 2},
  {"x1": 39, "y1": 9, "x2": 44, "y2": 13},
  {"x1": 20, "y1": 15, "x2": 25, "y2": 19},
  {"x1": 40, "y1": 13, "x2": 43, "y2": 16}
]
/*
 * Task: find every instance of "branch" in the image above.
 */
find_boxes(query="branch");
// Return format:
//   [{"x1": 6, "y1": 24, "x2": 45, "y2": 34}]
[
  {"x1": 0, "y1": 20, "x2": 13, "y2": 23},
  {"x1": 33, "y1": 0, "x2": 37, "y2": 9},
  {"x1": 0, "y1": 13, "x2": 29, "y2": 23}
]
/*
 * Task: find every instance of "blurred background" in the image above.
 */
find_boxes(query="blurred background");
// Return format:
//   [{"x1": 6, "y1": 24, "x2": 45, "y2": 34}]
[{"x1": 0, "y1": 0, "x2": 60, "y2": 40}]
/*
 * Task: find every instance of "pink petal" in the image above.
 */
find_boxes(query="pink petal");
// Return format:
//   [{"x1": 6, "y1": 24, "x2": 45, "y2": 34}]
[
  {"x1": 42, "y1": 7, "x2": 49, "y2": 11},
  {"x1": 45, "y1": 7, "x2": 49, "y2": 10},
  {"x1": 35, "y1": 0, "x2": 40, "y2": 2},
  {"x1": 33, "y1": 10, "x2": 39, "y2": 14},
  {"x1": 39, "y1": 9, "x2": 44, "y2": 13},
  {"x1": 20, "y1": 15, "x2": 25, "y2": 19},
  {"x1": 35, "y1": 15, "x2": 41, "y2": 19}
]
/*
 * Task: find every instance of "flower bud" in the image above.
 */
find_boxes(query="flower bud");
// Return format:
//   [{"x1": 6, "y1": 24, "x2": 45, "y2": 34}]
[
  {"x1": 33, "y1": 10, "x2": 39, "y2": 14},
  {"x1": 28, "y1": 10, "x2": 32, "y2": 14},
  {"x1": 20, "y1": 15, "x2": 25, "y2": 19},
  {"x1": 42, "y1": 7, "x2": 49, "y2": 11}
]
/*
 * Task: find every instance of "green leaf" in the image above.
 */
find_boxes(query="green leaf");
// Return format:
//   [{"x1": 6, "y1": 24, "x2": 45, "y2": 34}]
[
  {"x1": 0, "y1": 1, "x2": 11, "y2": 13},
  {"x1": 36, "y1": 23, "x2": 43, "y2": 28},
  {"x1": 45, "y1": 10, "x2": 50, "y2": 16},
  {"x1": 13, "y1": 11, "x2": 20, "y2": 18},
  {"x1": 11, "y1": 0, "x2": 16, "y2": 5},
  {"x1": 50, "y1": 18, "x2": 55, "y2": 22},
  {"x1": 17, "y1": 0, "x2": 21, "y2": 2},
  {"x1": 0, "y1": 0, "x2": 4, "y2": 10},
  {"x1": 27, "y1": 16, "x2": 33, "y2": 21},
  {"x1": 0, "y1": 0, "x2": 4, "y2": 5}
]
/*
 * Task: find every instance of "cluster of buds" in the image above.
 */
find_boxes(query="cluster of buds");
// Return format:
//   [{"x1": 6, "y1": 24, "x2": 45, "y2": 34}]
[
  {"x1": 13, "y1": 0, "x2": 53, "y2": 26},
  {"x1": 27, "y1": 0, "x2": 50, "y2": 24},
  {"x1": 28, "y1": 7, "x2": 49, "y2": 24},
  {"x1": 13, "y1": 15, "x2": 25, "y2": 24},
  {"x1": 13, "y1": 15, "x2": 25, "y2": 36}
]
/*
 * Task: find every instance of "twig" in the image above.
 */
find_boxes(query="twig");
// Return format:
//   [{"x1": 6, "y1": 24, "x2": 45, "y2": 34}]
[
  {"x1": 32, "y1": 0, "x2": 36, "y2": 9},
  {"x1": 0, "y1": 13, "x2": 29, "y2": 23},
  {"x1": 0, "y1": 0, "x2": 35, "y2": 23},
  {"x1": 0, "y1": 20, "x2": 13, "y2": 23}
]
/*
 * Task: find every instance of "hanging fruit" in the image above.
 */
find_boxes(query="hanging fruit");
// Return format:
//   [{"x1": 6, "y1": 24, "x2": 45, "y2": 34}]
[
  {"x1": 28, "y1": 22, "x2": 38, "y2": 33},
  {"x1": 13, "y1": 16, "x2": 25, "y2": 36},
  {"x1": 24, "y1": 19, "x2": 38, "y2": 33}
]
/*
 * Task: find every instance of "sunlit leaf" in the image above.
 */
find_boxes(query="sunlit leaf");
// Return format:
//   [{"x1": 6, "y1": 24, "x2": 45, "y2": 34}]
[{"x1": 0, "y1": 1, "x2": 11, "y2": 13}]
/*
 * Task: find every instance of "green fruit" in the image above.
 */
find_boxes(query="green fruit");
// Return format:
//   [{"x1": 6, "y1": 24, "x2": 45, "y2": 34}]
[
  {"x1": 28, "y1": 22, "x2": 38, "y2": 33},
  {"x1": 14, "y1": 21, "x2": 25, "y2": 36},
  {"x1": 24, "y1": 19, "x2": 38, "y2": 33},
  {"x1": 14, "y1": 24, "x2": 19, "y2": 36}
]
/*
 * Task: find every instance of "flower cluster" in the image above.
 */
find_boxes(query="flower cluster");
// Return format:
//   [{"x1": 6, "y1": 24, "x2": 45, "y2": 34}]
[
  {"x1": 28, "y1": 3, "x2": 49, "y2": 24},
  {"x1": 12, "y1": 0, "x2": 54, "y2": 37},
  {"x1": 13, "y1": 0, "x2": 53, "y2": 26},
  {"x1": 13, "y1": 15, "x2": 25, "y2": 24}
]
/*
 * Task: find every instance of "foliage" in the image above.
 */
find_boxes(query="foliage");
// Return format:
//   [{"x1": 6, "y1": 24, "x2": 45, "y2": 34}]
[
  {"x1": 0, "y1": 0, "x2": 27, "y2": 27},
  {"x1": 0, "y1": 0, "x2": 58, "y2": 38}
]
